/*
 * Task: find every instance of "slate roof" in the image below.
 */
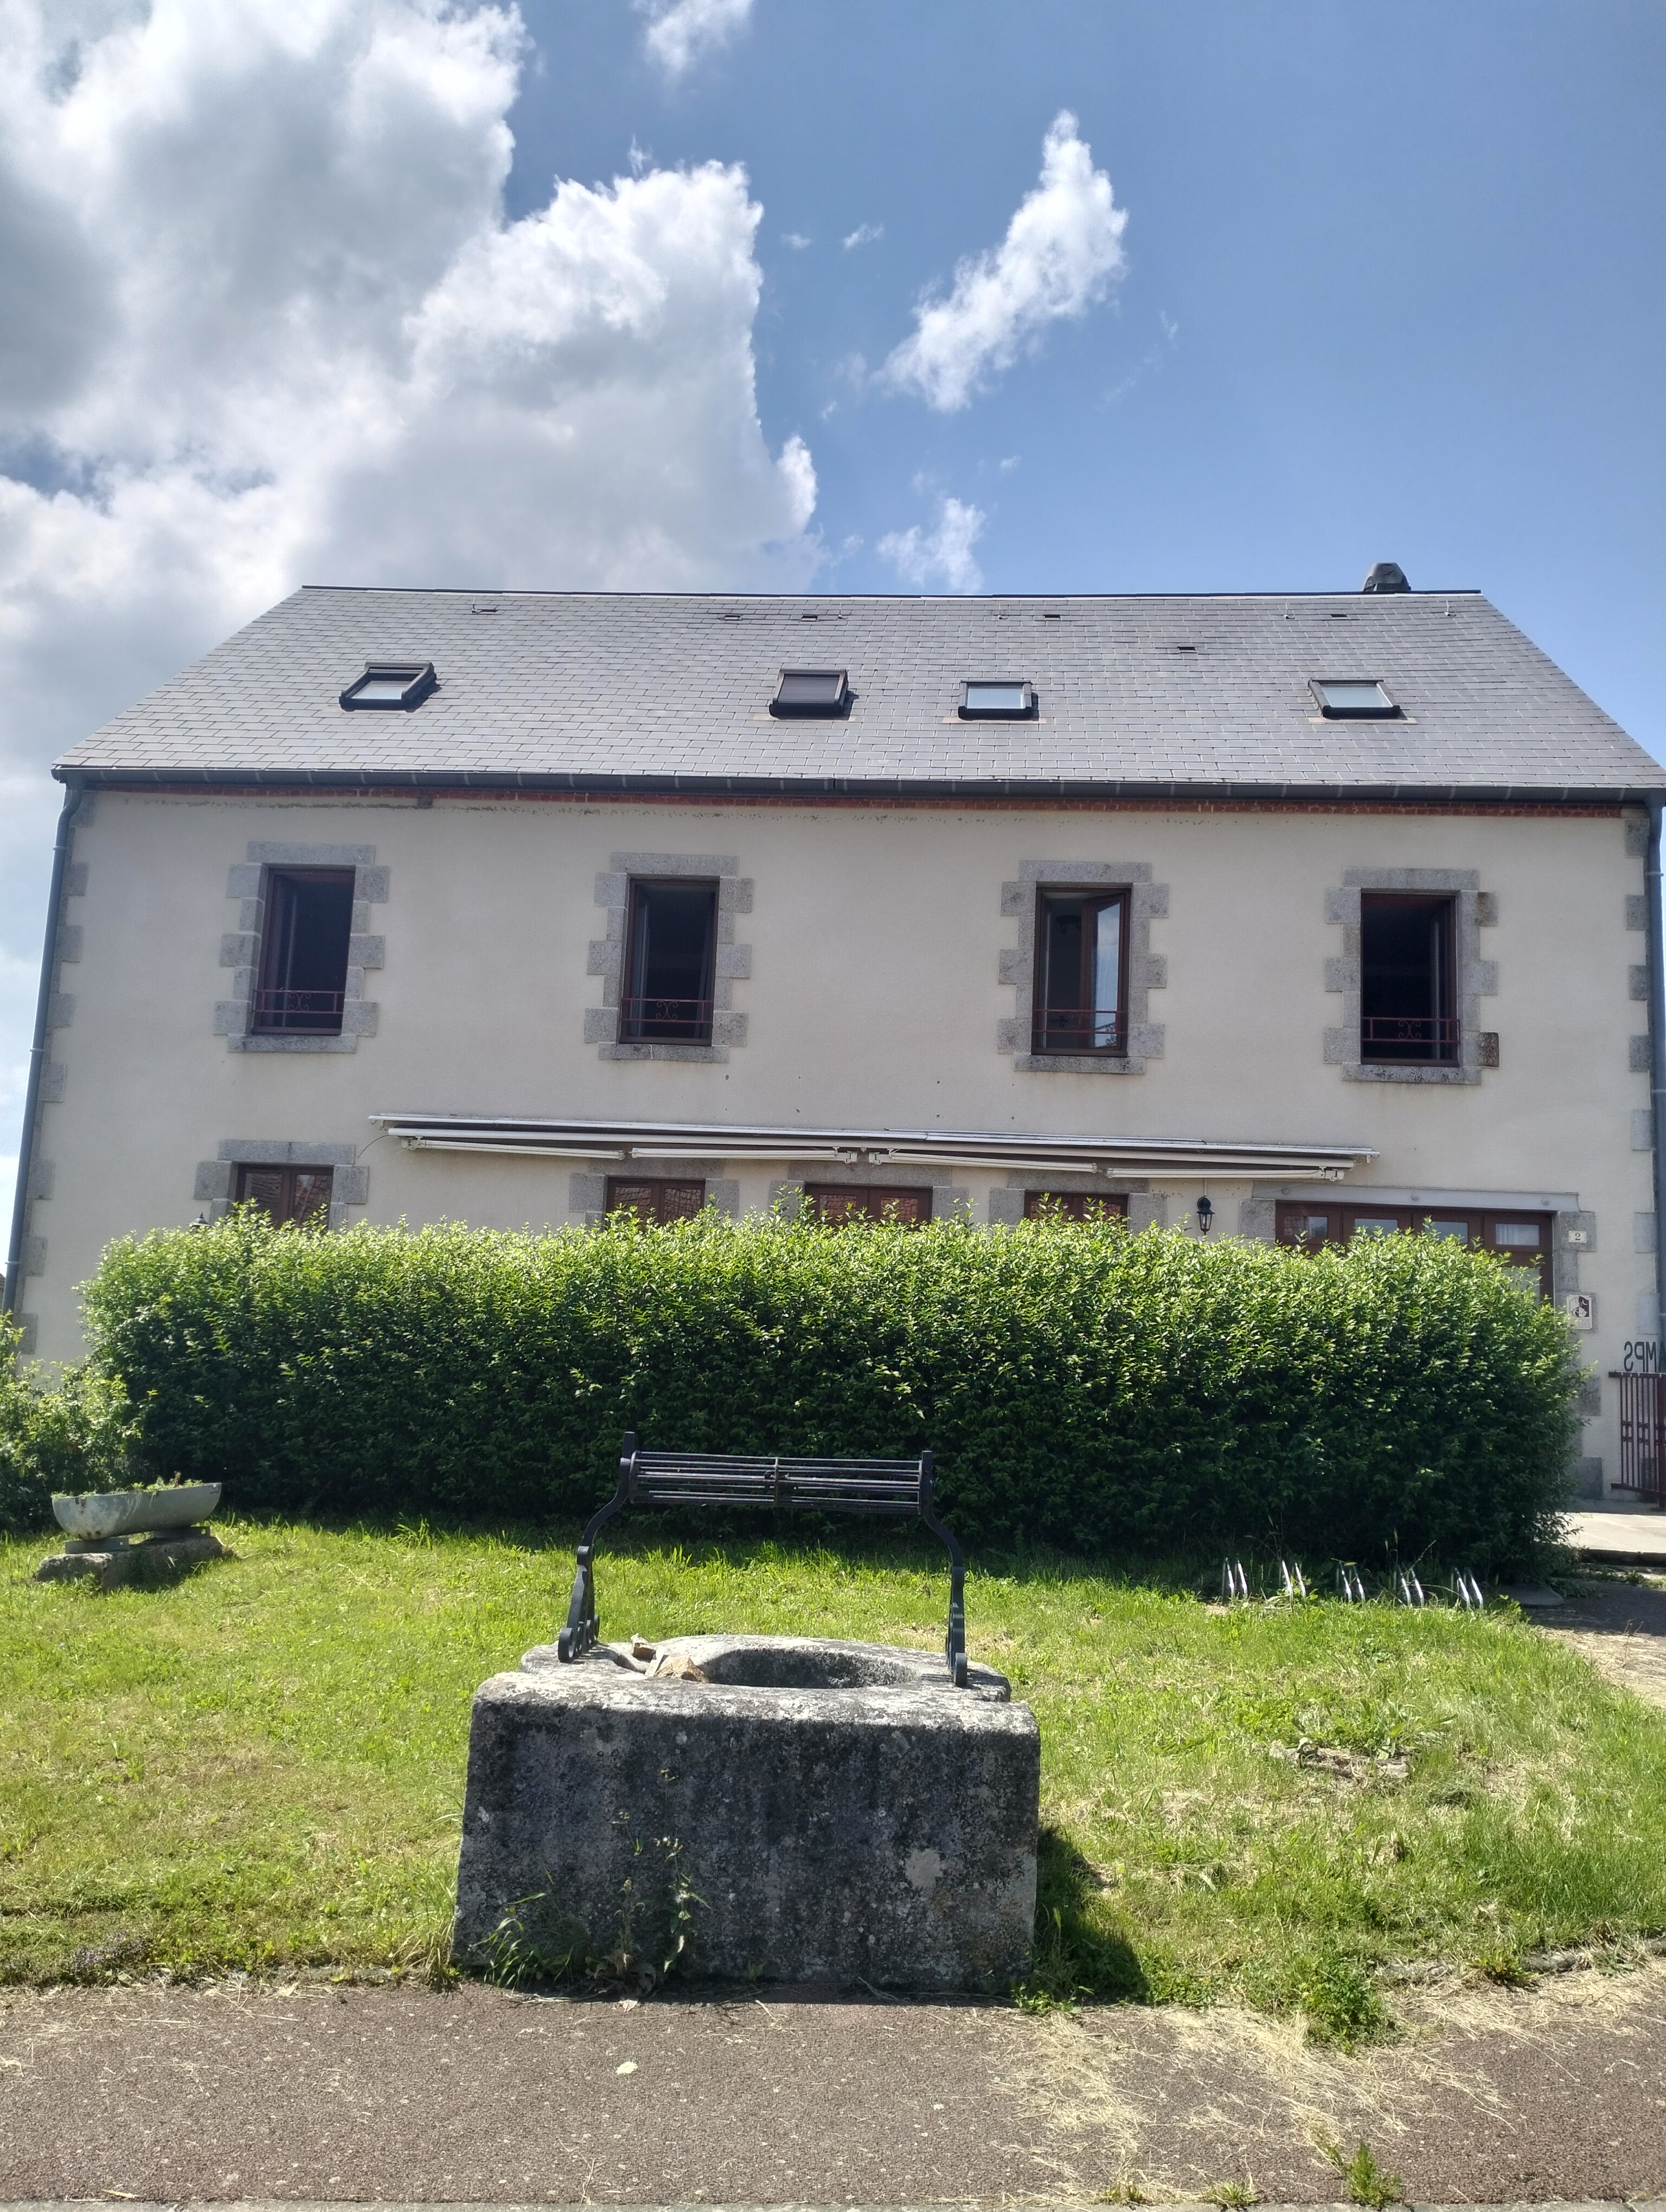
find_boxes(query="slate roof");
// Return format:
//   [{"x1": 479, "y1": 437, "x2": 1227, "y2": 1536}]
[{"x1": 54, "y1": 586, "x2": 1666, "y2": 801}]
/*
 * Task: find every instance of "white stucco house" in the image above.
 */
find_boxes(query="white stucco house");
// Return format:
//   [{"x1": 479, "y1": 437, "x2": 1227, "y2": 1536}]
[{"x1": 7, "y1": 567, "x2": 1665, "y2": 1498}]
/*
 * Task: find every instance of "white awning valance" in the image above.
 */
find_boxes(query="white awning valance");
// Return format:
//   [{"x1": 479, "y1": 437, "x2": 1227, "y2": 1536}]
[{"x1": 370, "y1": 1114, "x2": 1374, "y2": 1182}]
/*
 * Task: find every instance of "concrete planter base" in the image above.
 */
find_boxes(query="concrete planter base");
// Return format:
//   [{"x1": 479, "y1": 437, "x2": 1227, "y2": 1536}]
[
  {"x1": 454, "y1": 1635, "x2": 1040, "y2": 1991},
  {"x1": 34, "y1": 1529, "x2": 230, "y2": 1589}
]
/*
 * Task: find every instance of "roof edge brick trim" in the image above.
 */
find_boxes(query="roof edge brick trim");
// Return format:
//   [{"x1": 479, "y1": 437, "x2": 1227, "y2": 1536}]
[{"x1": 53, "y1": 586, "x2": 1666, "y2": 800}]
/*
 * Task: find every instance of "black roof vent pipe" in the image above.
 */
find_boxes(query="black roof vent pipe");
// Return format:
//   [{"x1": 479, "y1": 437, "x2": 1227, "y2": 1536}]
[{"x1": 1361, "y1": 561, "x2": 1411, "y2": 593}]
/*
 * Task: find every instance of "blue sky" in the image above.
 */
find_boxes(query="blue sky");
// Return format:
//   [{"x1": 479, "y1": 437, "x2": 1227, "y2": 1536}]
[
  {"x1": 510, "y1": 0, "x2": 1664, "y2": 741},
  {"x1": 1, "y1": 0, "x2": 1663, "y2": 1200}
]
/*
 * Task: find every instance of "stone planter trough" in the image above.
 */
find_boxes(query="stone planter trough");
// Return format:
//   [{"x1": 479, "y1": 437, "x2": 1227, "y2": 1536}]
[
  {"x1": 38, "y1": 1483, "x2": 227, "y2": 1587},
  {"x1": 454, "y1": 1633, "x2": 1040, "y2": 1991},
  {"x1": 52, "y1": 1483, "x2": 222, "y2": 1540}
]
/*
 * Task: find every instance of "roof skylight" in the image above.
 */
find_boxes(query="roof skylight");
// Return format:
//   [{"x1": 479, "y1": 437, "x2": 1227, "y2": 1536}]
[
  {"x1": 960, "y1": 680, "x2": 1035, "y2": 719},
  {"x1": 340, "y1": 661, "x2": 437, "y2": 711},
  {"x1": 1310, "y1": 679, "x2": 1399, "y2": 719},
  {"x1": 771, "y1": 667, "x2": 849, "y2": 717}
]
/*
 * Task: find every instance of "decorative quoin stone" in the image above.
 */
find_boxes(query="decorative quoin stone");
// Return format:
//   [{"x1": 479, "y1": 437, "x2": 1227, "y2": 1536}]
[{"x1": 453, "y1": 1635, "x2": 1040, "y2": 1991}]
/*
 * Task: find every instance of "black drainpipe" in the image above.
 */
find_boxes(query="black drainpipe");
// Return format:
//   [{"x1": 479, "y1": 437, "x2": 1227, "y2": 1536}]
[
  {"x1": 3, "y1": 776, "x2": 86, "y2": 1330},
  {"x1": 1649, "y1": 795, "x2": 1666, "y2": 1364}
]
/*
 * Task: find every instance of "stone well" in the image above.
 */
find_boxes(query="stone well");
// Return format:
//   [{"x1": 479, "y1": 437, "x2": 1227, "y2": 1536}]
[{"x1": 453, "y1": 1635, "x2": 1040, "y2": 1990}]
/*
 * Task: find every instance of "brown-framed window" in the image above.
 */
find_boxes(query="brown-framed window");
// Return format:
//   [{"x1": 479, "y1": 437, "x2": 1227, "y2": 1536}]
[
  {"x1": 620, "y1": 879, "x2": 718, "y2": 1044},
  {"x1": 803, "y1": 1185, "x2": 932, "y2": 1226},
  {"x1": 234, "y1": 1164, "x2": 334, "y2": 1229},
  {"x1": 1022, "y1": 1190, "x2": 1130, "y2": 1223},
  {"x1": 604, "y1": 1178, "x2": 707, "y2": 1226},
  {"x1": 1360, "y1": 893, "x2": 1458, "y2": 1064},
  {"x1": 254, "y1": 868, "x2": 355, "y2": 1035},
  {"x1": 1276, "y1": 1204, "x2": 1550, "y2": 1295},
  {"x1": 1032, "y1": 888, "x2": 1129, "y2": 1054}
]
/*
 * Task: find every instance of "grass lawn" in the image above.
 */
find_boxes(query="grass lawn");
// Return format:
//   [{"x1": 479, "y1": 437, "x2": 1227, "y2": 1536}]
[{"x1": 4, "y1": 1519, "x2": 1665, "y2": 2037}]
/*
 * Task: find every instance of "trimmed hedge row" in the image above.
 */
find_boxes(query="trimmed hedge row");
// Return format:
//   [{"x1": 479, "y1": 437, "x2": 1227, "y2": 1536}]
[
  {"x1": 73, "y1": 1211, "x2": 1582, "y2": 1569},
  {"x1": 0, "y1": 1320, "x2": 138, "y2": 1533}
]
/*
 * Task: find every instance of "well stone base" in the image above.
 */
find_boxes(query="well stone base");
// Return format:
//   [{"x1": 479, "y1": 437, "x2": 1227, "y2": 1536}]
[{"x1": 454, "y1": 1635, "x2": 1040, "y2": 1991}]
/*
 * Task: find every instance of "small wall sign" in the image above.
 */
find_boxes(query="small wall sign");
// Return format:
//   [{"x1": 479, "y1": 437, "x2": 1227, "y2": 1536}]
[
  {"x1": 1564, "y1": 1292, "x2": 1596, "y2": 1332},
  {"x1": 1622, "y1": 1339, "x2": 1659, "y2": 1373}
]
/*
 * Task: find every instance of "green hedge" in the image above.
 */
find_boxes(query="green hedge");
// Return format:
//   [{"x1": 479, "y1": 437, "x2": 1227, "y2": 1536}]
[
  {"x1": 0, "y1": 1320, "x2": 140, "y2": 1533},
  {"x1": 74, "y1": 1211, "x2": 1582, "y2": 1570}
]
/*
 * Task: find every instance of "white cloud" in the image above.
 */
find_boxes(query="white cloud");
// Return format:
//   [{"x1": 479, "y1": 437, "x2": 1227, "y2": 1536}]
[
  {"x1": 877, "y1": 497, "x2": 985, "y2": 593},
  {"x1": 637, "y1": 0, "x2": 752, "y2": 77},
  {"x1": 882, "y1": 111, "x2": 1127, "y2": 412},
  {"x1": 842, "y1": 222, "x2": 883, "y2": 250},
  {"x1": 0, "y1": 0, "x2": 816, "y2": 1173},
  {"x1": 781, "y1": 231, "x2": 812, "y2": 250}
]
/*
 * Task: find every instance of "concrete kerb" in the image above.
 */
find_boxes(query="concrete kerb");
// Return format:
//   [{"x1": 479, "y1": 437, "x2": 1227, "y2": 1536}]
[{"x1": 4, "y1": 2201, "x2": 1664, "y2": 2211}]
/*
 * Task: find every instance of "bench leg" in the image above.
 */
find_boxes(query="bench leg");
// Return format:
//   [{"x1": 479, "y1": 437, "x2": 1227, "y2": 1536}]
[
  {"x1": 556, "y1": 1543, "x2": 600, "y2": 1662},
  {"x1": 556, "y1": 1449, "x2": 633, "y2": 1662},
  {"x1": 918, "y1": 1453, "x2": 969, "y2": 1687}
]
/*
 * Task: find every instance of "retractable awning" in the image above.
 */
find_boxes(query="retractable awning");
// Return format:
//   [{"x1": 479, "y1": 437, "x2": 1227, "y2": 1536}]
[{"x1": 370, "y1": 1114, "x2": 1374, "y2": 1182}]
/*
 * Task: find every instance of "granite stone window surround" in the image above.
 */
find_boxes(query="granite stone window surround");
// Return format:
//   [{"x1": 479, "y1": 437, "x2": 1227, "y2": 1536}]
[
  {"x1": 568, "y1": 1168, "x2": 739, "y2": 1226},
  {"x1": 988, "y1": 1171, "x2": 1155, "y2": 1227},
  {"x1": 587, "y1": 853, "x2": 753, "y2": 1064},
  {"x1": 1324, "y1": 869, "x2": 1495, "y2": 1085},
  {"x1": 997, "y1": 861, "x2": 1167, "y2": 1075},
  {"x1": 194, "y1": 1140, "x2": 368, "y2": 1231},
  {"x1": 216, "y1": 843, "x2": 386, "y2": 1054}
]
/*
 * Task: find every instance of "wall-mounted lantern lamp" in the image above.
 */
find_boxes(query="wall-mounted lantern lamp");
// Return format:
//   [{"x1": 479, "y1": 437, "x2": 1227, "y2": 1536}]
[{"x1": 1196, "y1": 1193, "x2": 1214, "y2": 1236}]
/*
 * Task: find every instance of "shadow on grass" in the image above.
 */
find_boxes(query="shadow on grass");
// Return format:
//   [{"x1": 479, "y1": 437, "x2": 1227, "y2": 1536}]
[{"x1": 1018, "y1": 1825, "x2": 1149, "y2": 2007}]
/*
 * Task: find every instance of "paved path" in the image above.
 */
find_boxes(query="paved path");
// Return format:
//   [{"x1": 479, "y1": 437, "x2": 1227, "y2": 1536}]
[
  {"x1": 1565, "y1": 1509, "x2": 1666, "y2": 1565},
  {"x1": 4, "y1": 1963, "x2": 1666, "y2": 2205},
  {"x1": 1535, "y1": 1572, "x2": 1666, "y2": 1712}
]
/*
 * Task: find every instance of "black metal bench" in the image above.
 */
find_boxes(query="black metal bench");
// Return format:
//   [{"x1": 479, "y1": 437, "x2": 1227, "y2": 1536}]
[{"x1": 556, "y1": 1432, "x2": 969, "y2": 1685}]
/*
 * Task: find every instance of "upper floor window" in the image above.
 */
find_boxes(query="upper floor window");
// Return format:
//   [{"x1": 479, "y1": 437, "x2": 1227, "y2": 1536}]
[
  {"x1": 254, "y1": 869, "x2": 354, "y2": 1035},
  {"x1": 1032, "y1": 888, "x2": 1129, "y2": 1055},
  {"x1": 1310, "y1": 679, "x2": 1398, "y2": 718},
  {"x1": 235, "y1": 1163, "x2": 332, "y2": 1229},
  {"x1": 339, "y1": 661, "x2": 437, "y2": 711},
  {"x1": 605, "y1": 1177, "x2": 706, "y2": 1225},
  {"x1": 804, "y1": 1185, "x2": 931, "y2": 1226},
  {"x1": 621, "y1": 878, "x2": 718, "y2": 1044},
  {"x1": 1360, "y1": 893, "x2": 1458, "y2": 1064},
  {"x1": 961, "y1": 680, "x2": 1035, "y2": 719}
]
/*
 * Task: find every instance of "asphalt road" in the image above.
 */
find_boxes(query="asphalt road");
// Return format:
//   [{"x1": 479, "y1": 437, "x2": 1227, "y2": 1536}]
[{"x1": 3, "y1": 1959, "x2": 1666, "y2": 2205}]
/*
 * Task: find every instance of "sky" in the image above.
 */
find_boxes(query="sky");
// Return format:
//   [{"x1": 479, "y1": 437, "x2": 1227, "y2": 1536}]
[{"x1": 2, "y1": 0, "x2": 1664, "y2": 1205}]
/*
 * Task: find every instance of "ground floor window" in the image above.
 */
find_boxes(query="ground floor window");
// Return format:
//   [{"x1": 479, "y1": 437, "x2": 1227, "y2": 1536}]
[
  {"x1": 1277, "y1": 1204, "x2": 1549, "y2": 1295},
  {"x1": 1022, "y1": 1190, "x2": 1129, "y2": 1223},
  {"x1": 803, "y1": 1185, "x2": 932, "y2": 1226},
  {"x1": 605, "y1": 1178, "x2": 706, "y2": 1225},
  {"x1": 234, "y1": 1163, "x2": 333, "y2": 1229}
]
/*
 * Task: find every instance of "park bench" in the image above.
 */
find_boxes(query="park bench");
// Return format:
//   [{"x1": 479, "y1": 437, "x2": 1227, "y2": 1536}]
[{"x1": 556, "y1": 1431, "x2": 969, "y2": 1684}]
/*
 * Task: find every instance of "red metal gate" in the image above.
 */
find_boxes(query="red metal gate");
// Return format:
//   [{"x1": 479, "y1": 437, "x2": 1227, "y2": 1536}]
[{"x1": 1612, "y1": 1370, "x2": 1666, "y2": 1504}]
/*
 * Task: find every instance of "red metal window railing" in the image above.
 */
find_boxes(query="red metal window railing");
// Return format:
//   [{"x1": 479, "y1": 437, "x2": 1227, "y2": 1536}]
[
  {"x1": 1031, "y1": 1006, "x2": 1126, "y2": 1053},
  {"x1": 619, "y1": 996, "x2": 714, "y2": 1043},
  {"x1": 252, "y1": 987, "x2": 346, "y2": 1031},
  {"x1": 1360, "y1": 1015, "x2": 1461, "y2": 1051},
  {"x1": 1613, "y1": 1370, "x2": 1666, "y2": 1506}
]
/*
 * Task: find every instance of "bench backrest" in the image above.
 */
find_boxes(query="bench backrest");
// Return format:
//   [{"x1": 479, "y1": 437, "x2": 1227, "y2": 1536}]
[
  {"x1": 556, "y1": 1430, "x2": 969, "y2": 1684},
  {"x1": 629, "y1": 1449, "x2": 926, "y2": 1517}
]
